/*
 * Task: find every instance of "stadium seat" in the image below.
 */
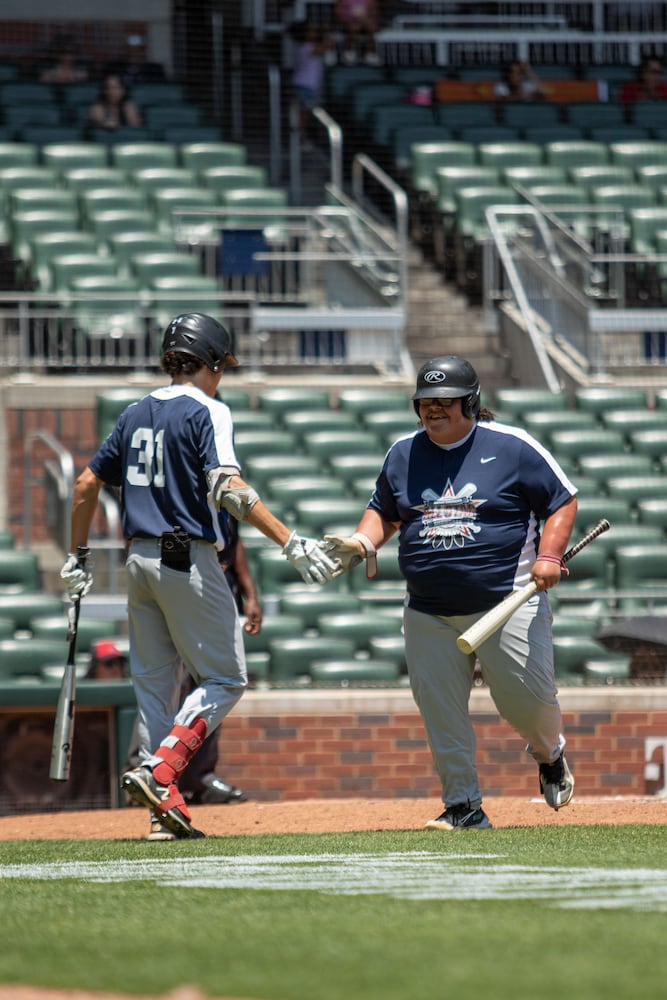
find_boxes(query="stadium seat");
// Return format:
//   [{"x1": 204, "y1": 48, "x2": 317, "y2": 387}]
[
  {"x1": 88, "y1": 209, "x2": 157, "y2": 242},
  {"x1": 309, "y1": 658, "x2": 400, "y2": 683},
  {"x1": 29, "y1": 615, "x2": 120, "y2": 652},
  {"x1": 41, "y1": 142, "x2": 108, "y2": 173},
  {"x1": 606, "y1": 475, "x2": 667, "y2": 508},
  {"x1": 636, "y1": 498, "x2": 667, "y2": 532},
  {"x1": 316, "y1": 612, "x2": 401, "y2": 653},
  {"x1": 577, "y1": 453, "x2": 654, "y2": 484},
  {"x1": 502, "y1": 165, "x2": 567, "y2": 189},
  {"x1": 229, "y1": 410, "x2": 275, "y2": 433},
  {"x1": 521, "y1": 410, "x2": 597, "y2": 445},
  {"x1": 0, "y1": 551, "x2": 41, "y2": 593},
  {"x1": 292, "y1": 498, "x2": 366, "y2": 535},
  {"x1": 282, "y1": 409, "x2": 358, "y2": 436},
  {"x1": 268, "y1": 636, "x2": 356, "y2": 681},
  {"x1": 0, "y1": 593, "x2": 63, "y2": 631},
  {"x1": 279, "y1": 591, "x2": 361, "y2": 630},
  {"x1": 301, "y1": 430, "x2": 383, "y2": 462},
  {"x1": 435, "y1": 102, "x2": 496, "y2": 130},
  {"x1": 336, "y1": 388, "x2": 412, "y2": 418},
  {"x1": 29, "y1": 230, "x2": 100, "y2": 290},
  {"x1": 410, "y1": 141, "x2": 476, "y2": 198},
  {"x1": 627, "y1": 428, "x2": 667, "y2": 462},
  {"x1": 9, "y1": 187, "x2": 78, "y2": 217},
  {"x1": 108, "y1": 231, "x2": 177, "y2": 271},
  {"x1": 635, "y1": 163, "x2": 667, "y2": 193},
  {"x1": 392, "y1": 126, "x2": 454, "y2": 172},
  {"x1": 128, "y1": 166, "x2": 197, "y2": 194},
  {"x1": 327, "y1": 454, "x2": 379, "y2": 484},
  {"x1": 369, "y1": 102, "x2": 435, "y2": 148},
  {"x1": 242, "y1": 454, "x2": 322, "y2": 491},
  {"x1": 11, "y1": 209, "x2": 81, "y2": 262},
  {"x1": 199, "y1": 165, "x2": 267, "y2": 199},
  {"x1": 368, "y1": 634, "x2": 407, "y2": 671},
  {"x1": 233, "y1": 430, "x2": 297, "y2": 459},
  {"x1": 151, "y1": 186, "x2": 218, "y2": 238},
  {"x1": 457, "y1": 126, "x2": 520, "y2": 145},
  {"x1": 522, "y1": 125, "x2": 584, "y2": 145},
  {"x1": 0, "y1": 142, "x2": 38, "y2": 167},
  {"x1": 574, "y1": 386, "x2": 649, "y2": 416},
  {"x1": 614, "y1": 543, "x2": 667, "y2": 611},
  {"x1": 148, "y1": 274, "x2": 222, "y2": 330},
  {"x1": 501, "y1": 102, "x2": 561, "y2": 132},
  {"x1": 50, "y1": 253, "x2": 118, "y2": 292},
  {"x1": 552, "y1": 635, "x2": 614, "y2": 683},
  {"x1": 0, "y1": 638, "x2": 70, "y2": 679},
  {"x1": 568, "y1": 164, "x2": 634, "y2": 194},
  {"x1": 240, "y1": 614, "x2": 306, "y2": 657},
  {"x1": 608, "y1": 140, "x2": 667, "y2": 169},
  {"x1": 69, "y1": 274, "x2": 143, "y2": 342},
  {"x1": 257, "y1": 388, "x2": 332, "y2": 418},
  {"x1": 591, "y1": 184, "x2": 656, "y2": 237},
  {"x1": 143, "y1": 105, "x2": 204, "y2": 134},
  {"x1": 476, "y1": 141, "x2": 543, "y2": 172},
  {"x1": 565, "y1": 102, "x2": 627, "y2": 133},
  {"x1": 601, "y1": 408, "x2": 667, "y2": 440},
  {"x1": 128, "y1": 250, "x2": 202, "y2": 286},
  {"x1": 434, "y1": 165, "x2": 500, "y2": 215},
  {"x1": 550, "y1": 428, "x2": 626, "y2": 462},
  {"x1": 453, "y1": 184, "x2": 520, "y2": 242},
  {"x1": 129, "y1": 82, "x2": 187, "y2": 105},
  {"x1": 574, "y1": 497, "x2": 632, "y2": 533},
  {"x1": 62, "y1": 166, "x2": 128, "y2": 193},
  {"x1": 544, "y1": 141, "x2": 609, "y2": 170},
  {"x1": 265, "y1": 476, "x2": 348, "y2": 510},
  {"x1": 80, "y1": 186, "x2": 149, "y2": 224},
  {"x1": 581, "y1": 656, "x2": 632, "y2": 685},
  {"x1": 111, "y1": 142, "x2": 178, "y2": 172},
  {"x1": 494, "y1": 387, "x2": 568, "y2": 417},
  {"x1": 179, "y1": 141, "x2": 247, "y2": 172},
  {"x1": 350, "y1": 83, "x2": 406, "y2": 124}
]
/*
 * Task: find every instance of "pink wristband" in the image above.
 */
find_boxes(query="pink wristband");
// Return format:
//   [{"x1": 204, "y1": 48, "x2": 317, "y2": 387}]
[
  {"x1": 352, "y1": 532, "x2": 378, "y2": 579},
  {"x1": 537, "y1": 554, "x2": 569, "y2": 576}
]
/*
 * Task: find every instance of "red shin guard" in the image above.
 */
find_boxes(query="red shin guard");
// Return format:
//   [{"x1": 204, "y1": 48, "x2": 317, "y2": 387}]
[{"x1": 153, "y1": 717, "x2": 208, "y2": 785}]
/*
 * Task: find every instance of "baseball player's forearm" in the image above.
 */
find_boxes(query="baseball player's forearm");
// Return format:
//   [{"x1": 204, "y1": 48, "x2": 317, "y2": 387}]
[
  {"x1": 70, "y1": 466, "x2": 104, "y2": 550},
  {"x1": 533, "y1": 495, "x2": 578, "y2": 589},
  {"x1": 245, "y1": 498, "x2": 292, "y2": 548},
  {"x1": 355, "y1": 508, "x2": 398, "y2": 551}
]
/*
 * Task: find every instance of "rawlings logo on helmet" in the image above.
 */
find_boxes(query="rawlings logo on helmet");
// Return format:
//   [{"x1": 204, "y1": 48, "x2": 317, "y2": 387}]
[{"x1": 423, "y1": 370, "x2": 447, "y2": 384}]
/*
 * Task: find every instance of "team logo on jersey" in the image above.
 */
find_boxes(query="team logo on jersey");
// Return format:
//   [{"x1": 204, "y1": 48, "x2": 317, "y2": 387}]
[{"x1": 413, "y1": 479, "x2": 485, "y2": 548}]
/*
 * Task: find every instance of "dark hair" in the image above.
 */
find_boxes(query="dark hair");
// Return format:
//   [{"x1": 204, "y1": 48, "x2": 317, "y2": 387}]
[{"x1": 161, "y1": 352, "x2": 204, "y2": 377}]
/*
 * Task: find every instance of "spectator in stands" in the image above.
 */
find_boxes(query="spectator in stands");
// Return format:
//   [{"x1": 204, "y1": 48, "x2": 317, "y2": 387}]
[
  {"x1": 105, "y1": 35, "x2": 167, "y2": 87},
  {"x1": 39, "y1": 33, "x2": 89, "y2": 84},
  {"x1": 86, "y1": 74, "x2": 143, "y2": 133},
  {"x1": 494, "y1": 60, "x2": 546, "y2": 101},
  {"x1": 334, "y1": 0, "x2": 381, "y2": 66},
  {"x1": 290, "y1": 21, "x2": 332, "y2": 129},
  {"x1": 620, "y1": 55, "x2": 667, "y2": 104},
  {"x1": 85, "y1": 639, "x2": 128, "y2": 681}
]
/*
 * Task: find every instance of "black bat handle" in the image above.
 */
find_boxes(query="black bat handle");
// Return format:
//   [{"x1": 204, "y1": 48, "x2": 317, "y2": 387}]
[
  {"x1": 76, "y1": 544, "x2": 90, "y2": 569},
  {"x1": 562, "y1": 518, "x2": 611, "y2": 566}
]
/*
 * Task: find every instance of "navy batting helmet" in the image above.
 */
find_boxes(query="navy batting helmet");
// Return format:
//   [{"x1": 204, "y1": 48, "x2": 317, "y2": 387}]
[
  {"x1": 161, "y1": 312, "x2": 238, "y2": 371},
  {"x1": 412, "y1": 356, "x2": 481, "y2": 419}
]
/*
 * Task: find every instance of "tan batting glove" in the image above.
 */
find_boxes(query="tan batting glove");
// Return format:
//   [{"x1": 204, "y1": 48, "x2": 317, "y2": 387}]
[{"x1": 322, "y1": 532, "x2": 378, "y2": 579}]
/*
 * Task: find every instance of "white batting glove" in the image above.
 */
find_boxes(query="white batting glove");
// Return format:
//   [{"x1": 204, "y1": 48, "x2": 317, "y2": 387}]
[
  {"x1": 282, "y1": 531, "x2": 342, "y2": 585},
  {"x1": 322, "y1": 533, "x2": 378, "y2": 579},
  {"x1": 60, "y1": 553, "x2": 93, "y2": 600}
]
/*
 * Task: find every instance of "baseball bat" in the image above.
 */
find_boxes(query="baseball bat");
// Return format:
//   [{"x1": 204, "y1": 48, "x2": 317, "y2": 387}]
[
  {"x1": 49, "y1": 545, "x2": 89, "y2": 782},
  {"x1": 456, "y1": 519, "x2": 610, "y2": 655}
]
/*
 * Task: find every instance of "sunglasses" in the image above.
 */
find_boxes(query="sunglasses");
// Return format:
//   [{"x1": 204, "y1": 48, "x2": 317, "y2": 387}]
[{"x1": 417, "y1": 397, "x2": 456, "y2": 407}]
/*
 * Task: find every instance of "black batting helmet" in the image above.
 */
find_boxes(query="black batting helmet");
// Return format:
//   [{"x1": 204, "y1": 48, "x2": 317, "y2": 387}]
[
  {"x1": 412, "y1": 356, "x2": 481, "y2": 419},
  {"x1": 161, "y1": 312, "x2": 238, "y2": 371}
]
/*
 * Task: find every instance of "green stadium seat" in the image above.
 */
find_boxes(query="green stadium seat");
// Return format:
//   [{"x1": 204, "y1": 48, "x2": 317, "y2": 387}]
[
  {"x1": 80, "y1": 186, "x2": 149, "y2": 223},
  {"x1": 628, "y1": 427, "x2": 667, "y2": 462},
  {"x1": 279, "y1": 591, "x2": 361, "y2": 630},
  {"x1": 111, "y1": 142, "x2": 178, "y2": 172},
  {"x1": 544, "y1": 141, "x2": 609, "y2": 170},
  {"x1": 523, "y1": 126, "x2": 584, "y2": 145},
  {"x1": 292, "y1": 498, "x2": 366, "y2": 535},
  {"x1": 151, "y1": 186, "x2": 218, "y2": 238},
  {"x1": 108, "y1": 231, "x2": 176, "y2": 270},
  {"x1": 179, "y1": 141, "x2": 247, "y2": 172},
  {"x1": 601, "y1": 408, "x2": 667, "y2": 440},
  {"x1": 368, "y1": 634, "x2": 407, "y2": 670},
  {"x1": 606, "y1": 475, "x2": 667, "y2": 508},
  {"x1": 265, "y1": 476, "x2": 348, "y2": 510},
  {"x1": 614, "y1": 543, "x2": 667, "y2": 611},
  {"x1": 128, "y1": 166, "x2": 198, "y2": 193},
  {"x1": 360, "y1": 410, "x2": 418, "y2": 442},
  {"x1": 327, "y1": 454, "x2": 378, "y2": 484},
  {"x1": 240, "y1": 614, "x2": 304, "y2": 657},
  {"x1": 242, "y1": 454, "x2": 322, "y2": 490},
  {"x1": 282, "y1": 409, "x2": 358, "y2": 437},
  {"x1": 550, "y1": 428, "x2": 626, "y2": 461},
  {"x1": 574, "y1": 386, "x2": 649, "y2": 415},
  {"x1": 628, "y1": 207, "x2": 667, "y2": 253},
  {"x1": 636, "y1": 498, "x2": 667, "y2": 531},
  {"x1": 435, "y1": 103, "x2": 496, "y2": 130},
  {"x1": 200, "y1": 165, "x2": 267, "y2": 199},
  {"x1": 88, "y1": 209, "x2": 157, "y2": 241},
  {"x1": 502, "y1": 165, "x2": 567, "y2": 189},
  {"x1": 565, "y1": 102, "x2": 626, "y2": 132},
  {"x1": 0, "y1": 638, "x2": 70, "y2": 679},
  {"x1": 229, "y1": 410, "x2": 276, "y2": 432},
  {"x1": 635, "y1": 163, "x2": 667, "y2": 193},
  {"x1": 257, "y1": 387, "x2": 331, "y2": 417},
  {"x1": 309, "y1": 658, "x2": 400, "y2": 683},
  {"x1": 410, "y1": 141, "x2": 476, "y2": 198},
  {"x1": 591, "y1": 183, "x2": 656, "y2": 237},
  {"x1": 476, "y1": 141, "x2": 543, "y2": 172},
  {"x1": 369, "y1": 102, "x2": 435, "y2": 148},
  {"x1": 29, "y1": 230, "x2": 100, "y2": 290},
  {"x1": 62, "y1": 166, "x2": 128, "y2": 193},
  {"x1": 268, "y1": 636, "x2": 356, "y2": 681},
  {"x1": 559, "y1": 545, "x2": 610, "y2": 595},
  {"x1": 394, "y1": 127, "x2": 457, "y2": 171},
  {"x1": 41, "y1": 142, "x2": 108, "y2": 173},
  {"x1": 608, "y1": 141, "x2": 667, "y2": 169},
  {"x1": 129, "y1": 82, "x2": 187, "y2": 105},
  {"x1": 551, "y1": 615, "x2": 601, "y2": 638},
  {"x1": 581, "y1": 656, "x2": 632, "y2": 684},
  {"x1": 0, "y1": 531, "x2": 15, "y2": 549},
  {"x1": 233, "y1": 430, "x2": 297, "y2": 459},
  {"x1": 336, "y1": 388, "x2": 412, "y2": 418},
  {"x1": 453, "y1": 184, "x2": 520, "y2": 242},
  {"x1": 574, "y1": 497, "x2": 633, "y2": 533},
  {"x1": 316, "y1": 611, "x2": 401, "y2": 652},
  {"x1": 0, "y1": 142, "x2": 38, "y2": 167},
  {"x1": 457, "y1": 126, "x2": 520, "y2": 145},
  {"x1": 0, "y1": 593, "x2": 63, "y2": 630},
  {"x1": 568, "y1": 164, "x2": 634, "y2": 193},
  {"x1": 522, "y1": 410, "x2": 597, "y2": 445},
  {"x1": 434, "y1": 165, "x2": 500, "y2": 215},
  {"x1": 69, "y1": 274, "x2": 143, "y2": 342},
  {"x1": 501, "y1": 103, "x2": 561, "y2": 132},
  {"x1": 346, "y1": 545, "x2": 405, "y2": 594},
  {"x1": 9, "y1": 186, "x2": 78, "y2": 218},
  {"x1": 301, "y1": 430, "x2": 383, "y2": 461},
  {"x1": 128, "y1": 250, "x2": 201, "y2": 286},
  {"x1": 350, "y1": 83, "x2": 406, "y2": 123},
  {"x1": 49, "y1": 253, "x2": 117, "y2": 293},
  {"x1": 577, "y1": 453, "x2": 654, "y2": 483},
  {"x1": 326, "y1": 64, "x2": 387, "y2": 103},
  {"x1": 148, "y1": 274, "x2": 222, "y2": 329},
  {"x1": 0, "y1": 551, "x2": 41, "y2": 593},
  {"x1": 144, "y1": 106, "x2": 204, "y2": 134},
  {"x1": 218, "y1": 187, "x2": 288, "y2": 236},
  {"x1": 592, "y1": 524, "x2": 663, "y2": 557},
  {"x1": 552, "y1": 634, "x2": 611, "y2": 682},
  {"x1": 494, "y1": 387, "x2": 567, "y2": 416},
  {"x1": 29, "y1": 615, "x2": 120, "y2": 652}
]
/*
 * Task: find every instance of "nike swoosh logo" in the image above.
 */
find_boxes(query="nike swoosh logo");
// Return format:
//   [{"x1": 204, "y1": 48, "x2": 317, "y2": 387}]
[{"x1": 480, "y1": 457, "x2": 497, "y2": 464}]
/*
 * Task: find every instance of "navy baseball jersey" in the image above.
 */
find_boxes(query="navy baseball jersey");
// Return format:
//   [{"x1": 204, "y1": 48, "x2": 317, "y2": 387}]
[
  {"x1": 90, "y1": 385, "x2": 240, "y2": 546},
  {"x1": 369, "y1": 421, "x2": 577, "y2": 616}
]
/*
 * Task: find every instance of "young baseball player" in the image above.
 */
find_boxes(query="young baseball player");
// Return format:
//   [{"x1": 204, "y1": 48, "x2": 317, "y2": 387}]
[
  {"x1": 323, "y1": 356, "x2": 578, "y2": 830},
  {"x1": 61, "y1": 312, "x2": 339, "y2": 839}
]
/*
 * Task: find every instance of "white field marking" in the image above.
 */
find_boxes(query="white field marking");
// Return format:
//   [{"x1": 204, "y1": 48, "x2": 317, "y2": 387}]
[{"x1": 2, "y1": 852, "x2": 667, "y2": 912}]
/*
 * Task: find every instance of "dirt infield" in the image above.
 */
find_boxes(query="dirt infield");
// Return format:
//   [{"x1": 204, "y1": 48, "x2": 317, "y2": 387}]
[{"x1": 1, "y1": 795, "x2": 665, "y2": 840}]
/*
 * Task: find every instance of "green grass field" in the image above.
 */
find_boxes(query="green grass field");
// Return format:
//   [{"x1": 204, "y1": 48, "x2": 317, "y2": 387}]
[{"x1": 2, "y1": 826, "x2": 667, "y2": 1000}]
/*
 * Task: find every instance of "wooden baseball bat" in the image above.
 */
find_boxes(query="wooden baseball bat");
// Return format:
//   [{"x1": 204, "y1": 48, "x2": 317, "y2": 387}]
[
  {"x1": 49, "y1": 546, "x2": 89, "y2": 782},
  {"x1": 456, "y1": 519, "x2": 610, "y2": 655}
]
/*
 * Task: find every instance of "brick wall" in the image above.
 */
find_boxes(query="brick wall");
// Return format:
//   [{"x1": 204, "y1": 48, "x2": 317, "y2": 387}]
[{"x1": 215, "y1": 688, "x2": 667, "y2": 801}]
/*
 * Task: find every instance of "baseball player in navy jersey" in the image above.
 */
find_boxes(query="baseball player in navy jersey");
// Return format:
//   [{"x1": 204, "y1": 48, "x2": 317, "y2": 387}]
[
  {"x1": 323, "y1": 356, "x2": 578, "y2": 830},
  {"x1": 61, "y1": 312, "x2": 339, "y2": 839}
]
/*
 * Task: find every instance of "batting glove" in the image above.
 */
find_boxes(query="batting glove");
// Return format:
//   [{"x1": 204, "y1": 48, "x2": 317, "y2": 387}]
[
  {"x1": 60, "y1": 553, "x2": 93, "y2": 600},
  {"x1": 322, "y1": 533, "x2": 378, "y2": 579},
  {"x1": 282, "y1": 531, "x2": 342, "y2": 585}
]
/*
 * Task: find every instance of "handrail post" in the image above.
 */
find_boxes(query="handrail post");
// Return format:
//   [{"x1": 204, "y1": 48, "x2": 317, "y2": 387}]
[{"x1": 311, "y1": 106, "x2": 343, "y2": 192}]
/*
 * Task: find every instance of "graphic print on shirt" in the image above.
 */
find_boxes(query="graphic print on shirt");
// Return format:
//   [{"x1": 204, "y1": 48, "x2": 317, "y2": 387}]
[{"x1": 413, "y1": 479, "x2": 486, "y2": 549}]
